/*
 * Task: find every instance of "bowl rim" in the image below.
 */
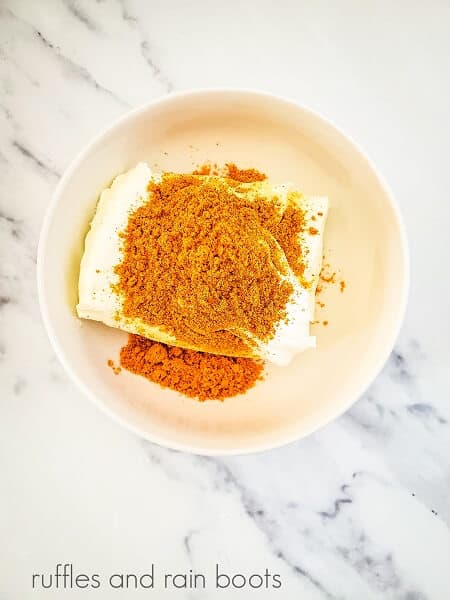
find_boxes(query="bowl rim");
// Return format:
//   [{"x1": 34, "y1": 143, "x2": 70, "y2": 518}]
[{"x1": 37, "y1": 87, "x2": 410, "y2": 456}]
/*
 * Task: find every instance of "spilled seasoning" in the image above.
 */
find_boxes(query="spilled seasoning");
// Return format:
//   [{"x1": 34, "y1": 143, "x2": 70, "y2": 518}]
[
  {"x1": 113, "y1": 172, "x2": 295, "y2": 356},
  {"x1": 314, "y1": 257, "x2": 347, "y2": 327},
  {"x1": 120, "y1": 335, "x2": 263, "y2": 401},
  {"x1": 113, "y1": 163, "x2": 309, "y2": 400},
  {"x1": 107, "y1": 359, "x2": 121, "y2": 375}
]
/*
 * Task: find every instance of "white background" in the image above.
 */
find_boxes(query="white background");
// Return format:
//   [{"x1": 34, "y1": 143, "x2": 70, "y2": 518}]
[{"x1": 1, "y1": 1, "x2": 449, "y2": 599}]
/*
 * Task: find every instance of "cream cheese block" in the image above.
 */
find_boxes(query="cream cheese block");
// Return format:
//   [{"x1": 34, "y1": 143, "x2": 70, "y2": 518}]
[{"x1": 77, "y1": 163, "x2": 328, "y2": 366}]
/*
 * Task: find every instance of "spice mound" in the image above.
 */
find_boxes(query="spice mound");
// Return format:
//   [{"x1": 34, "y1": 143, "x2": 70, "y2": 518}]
[
  {"x1": 120, "y1": 335, "x2": 263, "y2": 401},
  {"x1": 114, "y1": 172, "x2": 295, "y2": 357},
  {"x1": 77, "y1": 161, "x2": 329, "y2": 400}
]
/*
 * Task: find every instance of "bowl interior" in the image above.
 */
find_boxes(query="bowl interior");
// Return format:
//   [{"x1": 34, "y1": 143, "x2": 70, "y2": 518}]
[{"x1": 38, "y1": 91, "x2": 407, "y2": 454}]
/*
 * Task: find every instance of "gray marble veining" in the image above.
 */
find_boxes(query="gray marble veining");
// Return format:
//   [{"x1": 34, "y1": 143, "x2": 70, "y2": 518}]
[{"x1": 1, "y1": 1, "x2": 449, "y2": 599}]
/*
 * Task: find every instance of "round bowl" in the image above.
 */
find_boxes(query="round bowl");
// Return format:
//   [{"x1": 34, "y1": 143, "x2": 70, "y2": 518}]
[{"x1": 37, "y1": 89, "x2": 409, "y2": 455}]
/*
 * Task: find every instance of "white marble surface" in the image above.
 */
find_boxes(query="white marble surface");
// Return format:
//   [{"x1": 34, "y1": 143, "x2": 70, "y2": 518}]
[{"x1": 1, "y1": 1, "x2": 450, "y2": 598}]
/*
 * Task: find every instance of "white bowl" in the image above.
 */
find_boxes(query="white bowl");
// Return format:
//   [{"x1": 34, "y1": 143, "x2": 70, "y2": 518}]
[{"x1": 37, "y1": 89, "x2": 409, "y2": 455}]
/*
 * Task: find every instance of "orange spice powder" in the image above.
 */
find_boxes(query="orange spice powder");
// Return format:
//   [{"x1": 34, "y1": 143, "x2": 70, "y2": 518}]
[
  {"x1": 269, "y1": 206, "x2": 306, "y2": 278},
  {"x1": 314, "y1": 257, "x2": 348, "y2": 329},
  {"x1": 120, "y1": 335, "x2": 263, "y2": 401},
  {"x1": 193, "y1": 162, "x2": 267, "y2": 183},
  {"x1": 191, "y1": 163, "x2": 306, "y2": 278},
  {"x1": 115, "y1": 164, "x2": 306, "y2": 400},
  {"x1": 320, "y1": 269, "x2": 336, "y2": 284},
  {"x1": 114, "y1": 173, "x2": 304, "y2": 356},
  {"x1": 107, "y1": 359, "x2": 121, "y2": 375},
  {"x1": 192, "y1": 163, "x2": 219, "y2": 176},
  {"x1": 225, "y1": 163, "x2": 267, "y2": 182}
]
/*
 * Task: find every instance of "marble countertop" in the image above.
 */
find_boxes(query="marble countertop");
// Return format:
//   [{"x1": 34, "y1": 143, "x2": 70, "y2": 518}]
[{"x1": 1, "y1": 1, "x2": 449, "y2": 599}]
